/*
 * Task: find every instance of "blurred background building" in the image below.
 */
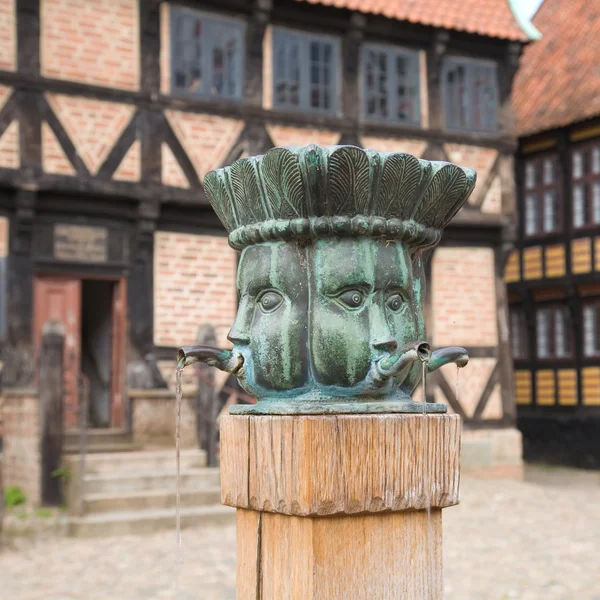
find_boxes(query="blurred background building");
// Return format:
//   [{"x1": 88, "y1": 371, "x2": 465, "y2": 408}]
[
  {"x1": 0, "y1": 0, "x2": 545, "y2": 527},
  {"x1": 511, "y1": 0, "x2": 600, "y2": 468}
]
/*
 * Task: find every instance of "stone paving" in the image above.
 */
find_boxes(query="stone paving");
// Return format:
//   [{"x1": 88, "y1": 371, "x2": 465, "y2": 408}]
[{"x1": 1, "y1": 466, "x2": 599, "y2": 599}]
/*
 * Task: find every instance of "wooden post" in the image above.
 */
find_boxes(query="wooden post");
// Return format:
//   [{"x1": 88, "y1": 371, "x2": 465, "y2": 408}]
[
  {"x1": 39, "y1": 320, "x2": 65, "y2": 506},
  {"x1": 220, "y1": 413, "x2": 461, "y2": 599},
  {"x1": 196, "y1": 323, "x2": 219, "y2": 467}
]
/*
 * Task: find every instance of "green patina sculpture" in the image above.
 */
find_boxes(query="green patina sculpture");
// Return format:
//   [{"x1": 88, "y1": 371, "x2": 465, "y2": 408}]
[{"x1": 178, "y1": 145, "x2": 475, "y2": 414}]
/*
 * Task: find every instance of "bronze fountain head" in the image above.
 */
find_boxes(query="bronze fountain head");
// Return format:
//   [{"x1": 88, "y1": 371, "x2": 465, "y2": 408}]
[{"x1": 178, "y1": 145, "x2": 474, "y2": 414}]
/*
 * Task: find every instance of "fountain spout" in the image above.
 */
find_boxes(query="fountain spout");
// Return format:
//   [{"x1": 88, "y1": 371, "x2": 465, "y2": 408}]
[
  {"x1": 177, "y1": 344, "x2": 244, "y2": 377},
  {"x1": 427, "y1": 346, "x2": 469, "y2": 372},
  {"x1": 366, "y1": 341, "x2": 431, "y2": 389}
]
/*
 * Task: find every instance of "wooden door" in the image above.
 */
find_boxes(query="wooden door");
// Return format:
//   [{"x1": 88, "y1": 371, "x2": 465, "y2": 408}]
[
  {"x1": 110, "y1": 278, "x2": 127, "y2": 428},
  {"x1": 34, "y1": 277, "x2": 81, "y2": 429}
]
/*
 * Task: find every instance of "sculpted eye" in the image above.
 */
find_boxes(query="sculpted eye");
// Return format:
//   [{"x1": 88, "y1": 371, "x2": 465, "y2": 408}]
[
  {"x1": 257, "y1": 290, "x2": 284, "y2": 313},
  {"x1": 386, "y1": 293, "x2": 404, "y2": 312},
  {"x1": 337, "y1": 289, "x2": 366, "y2": 310}
]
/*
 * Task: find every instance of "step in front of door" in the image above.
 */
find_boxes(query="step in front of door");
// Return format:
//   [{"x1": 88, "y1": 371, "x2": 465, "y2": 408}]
[{"x1": 68, "y1": 505, "x2": 235, "y2": 538}]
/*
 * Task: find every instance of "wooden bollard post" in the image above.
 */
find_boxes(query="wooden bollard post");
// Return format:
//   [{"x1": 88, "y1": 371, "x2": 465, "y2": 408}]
[
  {"x1": 220, "y1": 413, "x2": 460, "y2": 599},
  {"x1": 39, "y1": 320, "x2": 66, "y2": 506}
]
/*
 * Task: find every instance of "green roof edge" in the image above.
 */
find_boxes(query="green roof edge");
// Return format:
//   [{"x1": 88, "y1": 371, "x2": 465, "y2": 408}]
[{"x1": 508, "y1": 0, "x2": 542, "y2": 41}]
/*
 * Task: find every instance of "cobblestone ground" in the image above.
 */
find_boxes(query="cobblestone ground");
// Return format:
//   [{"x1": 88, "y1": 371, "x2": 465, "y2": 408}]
[{"x1": 1, "y1": 466, "x2": 599, "y2": 599}]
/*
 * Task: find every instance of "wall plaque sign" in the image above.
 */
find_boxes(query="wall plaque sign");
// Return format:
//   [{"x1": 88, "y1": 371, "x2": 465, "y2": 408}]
[{"x1": 53, "y1": 224, "x2": 108, "y2": 263}]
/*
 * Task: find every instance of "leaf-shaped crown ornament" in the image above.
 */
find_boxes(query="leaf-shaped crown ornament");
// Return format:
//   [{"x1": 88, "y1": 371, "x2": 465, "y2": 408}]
[{"x1": 203, "y1": 145, "x2": 476, "y2": 251}]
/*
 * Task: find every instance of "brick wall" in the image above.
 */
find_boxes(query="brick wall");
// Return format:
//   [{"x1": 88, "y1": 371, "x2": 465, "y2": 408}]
[
  {"x1": 112, "y1": 139, "x2": 141, "y2": 182},
  {"x1": 40, "y1": 0, "x2": 140, "y2": 90},
  {"x1": 165, "y1": 110, "x2": 244, "y2": 180},
  {"x1": 45, "y1": 93, "x2": 135, "y2": 175},
  {"x1": 1, "y1": 390, "x2": 42, "y2": 505},
  {"x1": 153, "y1": 231, "x2": 238, "y2": 349},
  {"x1": 0, "y1": 214, "x2": 7, "y2": 257},
  {"x1": 162, "y1": 143, "x2": 190, "y2": 189},
  {"x1": 431, "y1": 246, "x2": 498, "y2": 347},
  {"x1": 0, "y1": 119, "x2": 19, "y2": 170},
  {"x1": 0, "y1": 0, "x2": 16, "y2": 72},
  {"x1": 360, "y1": 136, "x2": 427, "y2": 157},
  {"x1": 481, "y1": 175, "x2": 502, "y2": 214},
  {"x1": 444, "y1": 144, "x2": 498, "y2": 204},
  {"x1": 433, "y1": 359, "x2": 502, "y2": 419},
  {"x1": 130, "y1": 389, "x2": 198, "y2": 449},
  {"x1": 267, "y1": 124, "x2": 341, "y2": 148},
  {"x1": 41, "y1": 121, "x2": 76, "y2": 175}
]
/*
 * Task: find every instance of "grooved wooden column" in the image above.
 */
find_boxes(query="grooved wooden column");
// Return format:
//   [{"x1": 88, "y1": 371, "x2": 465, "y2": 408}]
[{"x1": 220, "y1": 413, "x2": 461, "y2": 599}]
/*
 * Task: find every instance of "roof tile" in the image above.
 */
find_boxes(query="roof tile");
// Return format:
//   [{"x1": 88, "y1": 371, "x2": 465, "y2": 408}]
[
  {"x1": 513, "y1": 0, "x2": 600, "y2": 136},
  {"x1": 297, "y1": 0, "x2": 529, "y2": 41}
]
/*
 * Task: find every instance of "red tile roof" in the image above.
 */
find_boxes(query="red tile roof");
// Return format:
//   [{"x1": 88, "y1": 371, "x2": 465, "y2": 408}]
[
  {"x1": 297, "y1": 0, "x2": 529, "y2": 41},
  {"x1": 513, "y1": 0, "x2": 600, "y2": 137}
]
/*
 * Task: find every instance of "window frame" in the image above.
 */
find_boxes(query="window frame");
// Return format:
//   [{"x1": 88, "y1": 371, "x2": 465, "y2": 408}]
[
  {"x1": 522, "y1": 153, "x2": 563, "y2": 238},
  {"x1": 360, "y1": 42, "x2": 421, "y2": 126},
  {"x1": 271, "y1": 26, "x2": 341, "y2": 116},
  {"x1": 441, "y1": 56, "x2": 499, "y2": 134},
  {"x1": 169, "y1": 6, "x2": 246, "y2": 102},
  {"x1": 582, "y1": 297, "x2": 600, "y2": 358},
  {"x1": 570, "y1": 138, "x2": 600, "y2": 231},
  {"x1": 534, "y1": 303, "x2": 573, "y2": 361}
]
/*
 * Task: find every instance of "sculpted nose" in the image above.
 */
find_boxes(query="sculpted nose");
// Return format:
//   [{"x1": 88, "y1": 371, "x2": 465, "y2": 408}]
[
  {"x1": 227, "y1": 327, "x2": 250, "y2": 345},
  {"x1": 227, "y1": 295, "x2": 251, "y2": 345},
  {"x1": 372, "y1": 338, "x2": 398, "y2": 352}
]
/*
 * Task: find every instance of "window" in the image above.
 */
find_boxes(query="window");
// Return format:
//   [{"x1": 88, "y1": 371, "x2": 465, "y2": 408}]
[
  {"x1": 571, "y1": 141, "x2": 600, "y2": 228},
  {"x1": 171, "y1": 7, "x2": 244, "y2": 100},
  {"x1": 272, "y1": 28, "x2": 339, "y2": 114},
  {"x1": 523, "y1": 154, "x2": 561, "y2": 236},
  {"x1": 509, "y1": 307, "x2": 528, "y2": 360},
  {"x1": 583, "y1": 299, "x2": 600, "y2": 357},
  {"x1": 535, "y1": 305, "x2": 572, "y2": 359},
  {"x1": 442, "y1": 58, "x2": 498, "y2": 133},
  {"x1": 362, "y1": 44, "x2": 420, "y2": 125}
]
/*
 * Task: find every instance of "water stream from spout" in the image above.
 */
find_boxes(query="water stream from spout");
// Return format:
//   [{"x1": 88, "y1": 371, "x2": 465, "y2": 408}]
[
  {"x1": 456, "y1": 364, "x2": 461, "y2": 407},
  {"x1": 174, "y1": 366, "x2": 184, "y2": 589},
  {"x1": 421, "y1": 359, "x2": 433, "y2": 599}
]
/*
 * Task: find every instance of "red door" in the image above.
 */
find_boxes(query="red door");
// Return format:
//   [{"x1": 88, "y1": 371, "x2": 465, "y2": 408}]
[
  {"x1": 111, "y1": 278, "x2": 127, "y2": 428},
  {"x1": 34, "y1": 276, "x2": 81, "y2": 429}
]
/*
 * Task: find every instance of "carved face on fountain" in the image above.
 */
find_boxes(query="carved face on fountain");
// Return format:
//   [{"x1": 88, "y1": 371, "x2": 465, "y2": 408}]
[
  {"x1": 179, "y1": 145, "x2": 475, "y2": 411},
  {"x1": 230, "y1": 238, "x2": 424, "y2": 398}
]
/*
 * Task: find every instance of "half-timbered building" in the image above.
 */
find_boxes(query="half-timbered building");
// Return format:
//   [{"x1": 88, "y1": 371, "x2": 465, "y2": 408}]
[
  {"x1": 511, "y1": 0, "x2": 600, "y2": 467},
  {"x1": 0, "y1": 0, "x2": 535, "y2": 483}
]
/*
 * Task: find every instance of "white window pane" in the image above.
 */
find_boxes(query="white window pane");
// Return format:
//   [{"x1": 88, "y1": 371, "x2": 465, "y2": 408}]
[
  {"x1": 275, "y1": 30, "x2": 337, "y2": 113},
  {"x1": 554, "y1": 310, "x2": 567, "y2": 357},
  {"x1": 543, "y1": 158, "x2": 554, "y2": 184},
  {"x1": 510, "y1": 312, "x2": 520, "y2": 358},
  {"x1": 443, "y1": 58, "x2": 497, "y2": 132},
  {"x1": 171, "y1": 11, "x2": 243, "y2": 99},
  {"x1": 573, "y1": 185, "x2": 586, "y2": 228},
  {"x1": 525, "y1": 194, "x2": 538, "y2": 235},
  {"x1": 593, "y1": 183, "x2": 600, "y2": 224},
  {"x1": 525, "y1": 162, "x2": 536, "y2": 189},
  {"x1": 583, "y1": 305, "x2": 596, "y2": 357},
  {"x1": 364, "y1": 46, "x2": 419, "y2": 125},
  {"x1": 593, "y1": 147, "x2": 600, "y2": 174},
  {"x1": 543, "y1": 191, "x2": 556, "y2": 232},
  {"x1": 536, "y1": 311, "x2": 550, "y2": 358},
  {"x1": 573, "y1": 151, "x2": 584, "y2": 179}
]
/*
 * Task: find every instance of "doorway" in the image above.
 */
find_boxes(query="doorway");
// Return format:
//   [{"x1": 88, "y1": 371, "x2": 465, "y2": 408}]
[
  {"x1": 81, "y1": 280, "x2": 113, "y2": 428},
  {"x1": 33, "y1": 275, "x2": 127, "y2": 430}
]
